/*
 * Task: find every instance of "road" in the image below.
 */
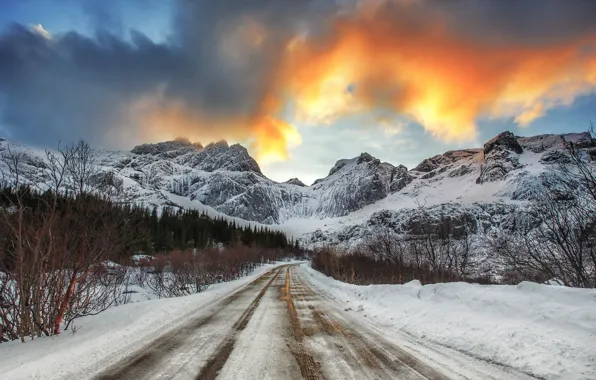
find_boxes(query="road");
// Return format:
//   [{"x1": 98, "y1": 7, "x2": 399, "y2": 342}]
[{"x1": 91, "y1": 265, "x2": 538, "y2": 380}]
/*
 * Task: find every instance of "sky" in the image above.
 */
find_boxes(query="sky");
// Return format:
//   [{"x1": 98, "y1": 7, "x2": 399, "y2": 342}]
[{"x1": 1, "y1": 0, "x2": 595, "y2": 185}]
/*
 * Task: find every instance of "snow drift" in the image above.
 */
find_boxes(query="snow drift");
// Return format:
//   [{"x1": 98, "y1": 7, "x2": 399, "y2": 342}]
[{"x1": 299, "y1": 265, "x2": 596, "y2": 380}]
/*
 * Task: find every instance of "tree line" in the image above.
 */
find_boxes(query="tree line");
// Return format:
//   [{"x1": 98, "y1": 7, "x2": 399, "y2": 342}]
[
  {"x1": 148, "y1": 207, "x2": 292, "y2": 254},
  {"x1": 311, "y1": 210, "x2": 485, "y2": 286}
]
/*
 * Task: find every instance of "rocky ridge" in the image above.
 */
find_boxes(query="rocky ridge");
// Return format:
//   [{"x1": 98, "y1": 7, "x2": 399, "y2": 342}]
[{"x1": 0, "y1": 131, "x2": 592, "y2": 245}]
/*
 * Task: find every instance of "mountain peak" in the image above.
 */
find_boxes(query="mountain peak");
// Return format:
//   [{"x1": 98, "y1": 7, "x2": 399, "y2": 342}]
[
  {"x1": 284, "y1": 178, "x2": 306, "y2": 187},
  {"x1": 484, "y1": 131, "x2": 523, "y2": 155},
  {"x1": 357, "y1": 152, "x2": 376, "y2": 164},
  {"x1": 326, "y1": 152, "x2": 382, "y2": 178},
  {"x1": 205, "y1": 140, "x2": 229, "y2": 150},
  {"x1": 0, "y1": 130, "x2": 587, "y2": 227},
  {"x1": 185, "y1": 141, "x2": 261, "y2": 174},
  {"x1": 130, "y1": 139, "x2": 260, "y2": 173},
  {"x1": 476, "y1": 131, "x2": 524, "y2": 184},
  {"x1": 131, "y1": 139, "x2": 202, "y2": 156}
]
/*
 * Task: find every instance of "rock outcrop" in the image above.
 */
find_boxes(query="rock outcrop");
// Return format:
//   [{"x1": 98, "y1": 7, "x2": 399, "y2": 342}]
[{"x1": 477, "y1": 131, "x2": 523, "y2": 184}]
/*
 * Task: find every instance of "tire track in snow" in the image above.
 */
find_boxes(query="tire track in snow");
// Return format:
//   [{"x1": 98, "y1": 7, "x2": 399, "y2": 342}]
[
  {"x1": 93, "y1": 267, "x2": 283, "y2": 380},
  {"x1": 281, "y1": 267, "x2": 326, "y2": 380},
  {"x1": 291, "y1": 268, "x2": 450, "y2": 380},
  {"x1": 195, "y1": 266, "x2": 283, "y2": 380}
]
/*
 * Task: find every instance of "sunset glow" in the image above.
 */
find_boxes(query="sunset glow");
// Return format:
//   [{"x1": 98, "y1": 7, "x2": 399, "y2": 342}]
[{"x1": 139, "y1": 1, "x2": 596, "y2": 163}]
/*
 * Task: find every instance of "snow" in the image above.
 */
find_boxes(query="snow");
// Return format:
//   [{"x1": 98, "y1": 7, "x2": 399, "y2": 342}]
[
  {"x1": 562, "y1": 132, "x2": 592, "y2": 144},
  {"x1": 2, "y1": 258, "x2": 594, "y2": 380},
  {"x1": 215, "y1": 272, "x2": 299, "y2": 379},
  {"x1": 293, "y1": 133, "x2": 581, "y2": 246},
  {"x1": 1, "y1": 131, "x2": 590, "y2": 246},
  {"x1": 0, "y1": 133, "x2": 575, "y2": 228},
  {"x1": 0, "y1": 262, "x2": 291, "y2": 380},
  {"x1": 298, "y1": 265, "x2": 596, "y2": 380},
  {"x1": 130, "y1": 254, "x2": 153, "y2": 264}
]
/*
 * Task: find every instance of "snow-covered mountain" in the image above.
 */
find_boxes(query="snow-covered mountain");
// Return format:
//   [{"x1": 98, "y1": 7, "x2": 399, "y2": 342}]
[
  {"x1": 300, "y1": 131, "x2": 592, "y2": 246},
  {"x1": 0, "y1": 131, "x2": 592, "y2": 245}
]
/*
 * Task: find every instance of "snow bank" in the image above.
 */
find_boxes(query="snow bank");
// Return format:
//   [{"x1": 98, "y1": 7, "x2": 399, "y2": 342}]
[
  {"x1": 299, "y1": 265, "x2": 596, "y2": 380},
  {"x1": 0, "y1": 263, "x2": 288, "y2": 380}
]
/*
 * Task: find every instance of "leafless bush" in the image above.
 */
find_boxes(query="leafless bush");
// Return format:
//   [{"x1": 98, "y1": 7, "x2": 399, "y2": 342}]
[
  {"x1": 144, "y1": 245, "x2": 264, "y2": 298},
  {"x1": 313, "y1": 208, "x2": 482, "y2": 286},
  {"x1": 64, "y1": 264, "x2": 132, "y2": 330},
  {"x1": 65, "y1": 140, "x2": 98, "y2": 196},
  {"x1": 490, "y1": 188, "x2": 596, "y2": 287},
  {"x1": 131, "y1": 258, "x2": 153, "y2": 288},
  {"x1": 0, "y1": 140, "x2": 144, "y2": 343},
  {"x1": 312, "y1": 237, "x2": 481, "y2": 286}
]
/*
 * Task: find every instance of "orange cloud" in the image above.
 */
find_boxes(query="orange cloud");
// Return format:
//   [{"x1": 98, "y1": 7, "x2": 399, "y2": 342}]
[
  {"x1": 278, "y1": 5, "x2": 596, "y2": 143},
  {"x1": 132, "y1": 88, "x2": 301, "y2": 163},
  {"x1": 138, "y1": 1, "x2": 596, "y2": 163}
]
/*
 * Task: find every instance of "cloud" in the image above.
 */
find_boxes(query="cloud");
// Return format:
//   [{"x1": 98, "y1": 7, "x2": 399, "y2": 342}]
[
  {"x1": 380, "y1": 122, "x2": 404, "y2": 136},
  {"x1": 1, "y1": 0, "x2": 596, "y2": 163},
  {"x1": 0, "y1": 1, "x2": 319, "y2": 160},
  {"x1": 31, "y1": 24, "x2": 51, "y2": 39},
  {"x1": 515, "y1": 103, "x2": 545, "y2": 127},
  {"x1": 274, "y1": 0, "x2": 596, "y2": 142},
  {"x1": 0, "y1": 24, "x2": 178, "y2": 146}
]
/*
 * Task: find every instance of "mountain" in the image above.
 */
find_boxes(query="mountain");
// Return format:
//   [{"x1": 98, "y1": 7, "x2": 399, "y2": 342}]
[
  {"x1": 284, "y1": 178, "x2": 306, "y2": 187},
  {"x1": 0, "y1": 131, "x2": 592, "y2": 245},
  {"x1": 301, "y1": 131, "x2": 592, "y2": 246}
]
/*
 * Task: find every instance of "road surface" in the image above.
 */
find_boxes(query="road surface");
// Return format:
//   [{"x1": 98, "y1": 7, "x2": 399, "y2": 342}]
[{"x1": 90, "y1": 265, "x2": 538, "y2": 380}]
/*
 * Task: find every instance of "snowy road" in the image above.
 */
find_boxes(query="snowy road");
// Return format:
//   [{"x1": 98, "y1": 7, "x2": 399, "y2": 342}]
[{"x1": 85, "y1": 264, "x2": 539, "y2": 380}]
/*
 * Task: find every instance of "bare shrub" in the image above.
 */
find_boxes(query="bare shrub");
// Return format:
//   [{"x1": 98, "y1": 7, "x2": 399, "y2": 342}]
[
  {"x1": 491, "y1": 188, "x2": 596, "y2": 288},
  {"x1": 144, "y1": 245, "x2": 265, "y2": 298},
  {"x1": 0, "y1": 140, "x2": 145, "y2": 342},
  {"x1": 313, "y1": 211, "x2": 480, "y2": 286}
]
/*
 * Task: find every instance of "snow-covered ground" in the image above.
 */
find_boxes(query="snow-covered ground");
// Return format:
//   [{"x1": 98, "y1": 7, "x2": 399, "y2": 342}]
[
  {"x1": 299, "y1": 265, "x2": 596, "y2": 380},
  {"x1": 2, "y1": 262, "x2": 594, "y2": 380},
  {"x1": 0, "y1": 263, "x2": 291, "y2": 380}
]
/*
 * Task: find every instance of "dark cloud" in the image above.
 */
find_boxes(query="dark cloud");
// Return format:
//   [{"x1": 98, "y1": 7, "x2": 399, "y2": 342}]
[
  {"x1": 0, "y1": 23, "x2": 179, "y2": 146},
  {"x1": 0, "y1": 0, "x2": 595, "y2": 150},
  {"x1": 169, "y1": 0, "x2": 329, "y2": 115},
  {"x1": 0, "y1": 0, "x2": 329, "y2": 148},
  {"x1": 427, "y1": 0, "x2": 596, "y2": 45}
]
